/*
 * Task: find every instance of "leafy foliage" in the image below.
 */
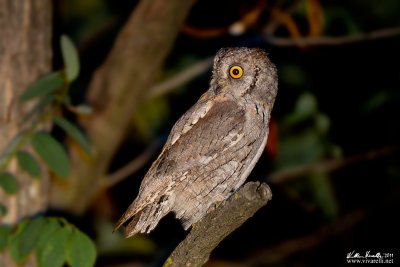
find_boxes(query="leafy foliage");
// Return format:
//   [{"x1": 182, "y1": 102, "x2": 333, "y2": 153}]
[
  {"x1": 0, "y1": 133, "x2": 24, "y2": 167},
  {"x1": 20, "y1": 72, "x2": 65, "y2": 102},
  {"x1": 31, "y1": 132, "x2": 70, "y2": 179},
  {"x1": 16, "y1": 151, "x2": 41, "y2": 178},
  {"x1": 2, "y1": 217, "x2": 97, "y2": 267},
  {"x1": 37, "y1": 226, "x2": 71, "y2": 267},
  {"x1": 8, "y1": 217, "x2": 48, "y2": 262},
  {"x1": 54, "y1": 117, "x2": 92, "y2": 155},
  {"x1": 0, "y1": 34, "x2": 91, "y2": 215},
  {"x1": 61, "y1": 35, "x2": 80, "y2": 82},
  {"x1": 276, "y1": 92, "x2": 339, "y2": 218},
  {"x1": 0, "y1": 225, "x2": 12, "y2": 251},
  {"x1": 0, "y1": 204, "x2": 7, "y2": 217},
  {"x1": 0, "y1": 173, "x2": 19, "y2": 194},
  {"x1": 66, "y1": 228, "x2": 97, "y2": 267}
]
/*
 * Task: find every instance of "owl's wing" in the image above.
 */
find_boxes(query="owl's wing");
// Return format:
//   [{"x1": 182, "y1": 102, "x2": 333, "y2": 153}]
[
  {"x1": 116, "y1": 97, "x2": 264, "y2": 235},
  {"x1": 141, "y1": 97, "x2": 249, "y2": 193},
  {"x1": 164, "y1": 91, "x2": 214, "y2": 148}
]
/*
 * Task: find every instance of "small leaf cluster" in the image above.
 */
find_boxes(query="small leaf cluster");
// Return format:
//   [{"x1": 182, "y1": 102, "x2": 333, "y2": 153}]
[
  {"x1": 0, "y1": 35, "x2": 92, "y2": 215},
  {"x1": 276, "y1": 92, "x2": 341, "y2": 218},
  {"x1": 0, "y1": 217, "x2": 97, "y2": 267}
]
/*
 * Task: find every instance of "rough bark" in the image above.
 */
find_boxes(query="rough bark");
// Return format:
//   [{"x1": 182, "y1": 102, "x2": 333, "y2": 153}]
[
  {"x1": 164, "y1": 182, "x2": 272, "y2": 267},
  {"x1": 50, "y1": 0, "x2": 198, "y2": 213},
  {"x1": 0, "y1": 0, "x2": 52, "y2": 266},
  {"x1": 0, "y1": 0, "x2": 52, "y2": 224}
]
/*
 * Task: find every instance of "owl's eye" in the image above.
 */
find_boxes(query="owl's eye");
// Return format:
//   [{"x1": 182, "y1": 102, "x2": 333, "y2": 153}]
[{"x1": 229, "y1": 65, "x2": 243, "y2": 79}]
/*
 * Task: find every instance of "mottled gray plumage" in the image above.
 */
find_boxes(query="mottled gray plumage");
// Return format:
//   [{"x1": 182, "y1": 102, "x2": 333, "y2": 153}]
[{"x1": 115, "y1": 47, "x2": 278, "y2": 237}]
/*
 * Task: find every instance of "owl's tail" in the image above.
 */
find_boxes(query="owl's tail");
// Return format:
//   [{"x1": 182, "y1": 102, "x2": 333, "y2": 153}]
[{"x1": 114, "y1": 195, "x2": 172, "y2": 237}]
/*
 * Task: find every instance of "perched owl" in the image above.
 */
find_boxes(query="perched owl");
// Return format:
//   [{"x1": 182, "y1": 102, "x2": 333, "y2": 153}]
[{"x1": 115, "y1": 47, "x2": 278, "y2": 237}]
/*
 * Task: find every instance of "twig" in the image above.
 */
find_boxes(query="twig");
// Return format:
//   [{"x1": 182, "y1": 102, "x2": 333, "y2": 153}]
[
  {"x1": 102, "y1": 138, "x2": 162, "y2": 189},
  {"x1": 164, "y1": 182, "x2": 272, "y2": 267},
  {"x1": 148, "y1": 56, "x2": 214, "y2": 98},
  {"x1": 263, "y1": 0, "x2": 303, "y2": 36},
  {"x1": 263, "y1": 0, "x2": 400, "y2": 47},
  {"x1": 268, "y1": 146, "x2": 396, "y2": 184},
  {"x1": 265, "y1": 26, "x2": 400, "y2": 47}
]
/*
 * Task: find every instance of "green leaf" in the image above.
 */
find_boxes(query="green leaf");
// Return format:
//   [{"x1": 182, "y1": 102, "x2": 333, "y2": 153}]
[
  {"x1": 66, "y1": 229, "x2": 96, "y2": 267},
  {"x1": 37, "y1": 219, "x2": 62, "y2": 250},
  {"x1": 31, "y1": 132, "x2": 70, "y2": 179},
  {"x1": 295, "y1": 92, "x2": 318, "y2": 119},
  {"x1": 54, "y1": 117, "x2": 92, "y2": 155},
  {"x1": 132, "y1": 97, "x2": 170, "y2": 141},
  {"x1": 0, "y1": 225, "x2": 12, "y2": 251},
  {"x1": 284, "y1": 92, "x2": 318, "y2": 125},
  {"x1": 0, "y1": 133, "x2": 24, "y2": 167},
  {"x1": 72, "y1": 104, "x2": 93, "y2": 115},
  {"x1": 37, "y1": 226, "x2": 71, "y2": 267},
  {"x1": 23, "y1": 94, "x2": 55, "y2": 123},
  {"x1": 61, "y1": 35, "x2": 80, "y2": 82},
  {"x1": 17, "y1": 151, "x2": 41, "y2": 178},
  {"x1": 8, "y1": 217, "x2": 47, "y2": 263},
  {"x1": 315, "y1": 113, "x2": 330, "y2": 134},
  {"x1": 0, "y1": 173, "x2": 19, "y2": 194},
  {"x1": 280, "y1": 64, "x2": 306, "y2": 86},
  {"x1": 0, "y1": 203, "x2": 7, "y2": 216},
  {"x1": 308, "y1": 173, "x2": 338, "y2": 218},
  {"x1": 20, "y1": 72, "x2": 65, "y2": 101}
]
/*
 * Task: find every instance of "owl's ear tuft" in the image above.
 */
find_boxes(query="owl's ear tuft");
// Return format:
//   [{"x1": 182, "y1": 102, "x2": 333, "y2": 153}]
[{"x1": 216, "y1": 47, "x2": 230, "y2": 57}]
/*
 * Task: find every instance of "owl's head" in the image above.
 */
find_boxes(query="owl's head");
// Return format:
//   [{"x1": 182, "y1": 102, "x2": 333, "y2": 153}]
[{"x1": 210, "y1": 47, "x2": 277, "y2": 105}]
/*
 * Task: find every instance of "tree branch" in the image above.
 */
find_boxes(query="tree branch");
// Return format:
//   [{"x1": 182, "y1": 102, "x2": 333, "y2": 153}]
[
  {"x1": 268, "y1": 146, "x2": 396, "y2": 184},
  {"x1": 102, "y1": 138, "x2": 162, "y2": 189},
  {"x1": 265, "y1": 26, "x2": 400, "y2": 47},
  {"x1": 206, "y1": 209, "x2": 366, "y2": 267},
  {"x1": 263, "y1": 0, "x2": 303, "y2": 36},
  {"x1": 149, "y1": 56, "x2": 214, "y2": 98},
  {"x1": 164, "y1": 182, "x2": 272, "y2": 267}
]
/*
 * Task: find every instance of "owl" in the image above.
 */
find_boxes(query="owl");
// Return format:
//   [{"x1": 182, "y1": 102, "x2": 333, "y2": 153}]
[{"x1": 115, "y1": 47, "x2": 278, "y2": 237}]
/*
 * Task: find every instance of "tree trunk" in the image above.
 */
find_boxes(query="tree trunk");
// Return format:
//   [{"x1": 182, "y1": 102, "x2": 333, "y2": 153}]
[{"x1": 0, "y1": 0, "x2": 52, "y2": 265}]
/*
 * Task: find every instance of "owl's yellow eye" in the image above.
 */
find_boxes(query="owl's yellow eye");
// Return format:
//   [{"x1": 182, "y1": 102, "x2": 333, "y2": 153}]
[{"x1": 229, "y1": 66, "x2": 243, "y2": 79}]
